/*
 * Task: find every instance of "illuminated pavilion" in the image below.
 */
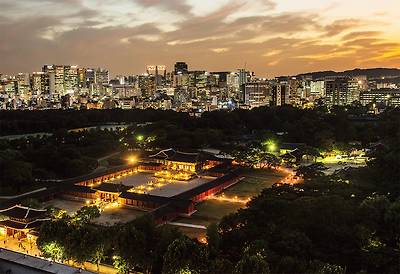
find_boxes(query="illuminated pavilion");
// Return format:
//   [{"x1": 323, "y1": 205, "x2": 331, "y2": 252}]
[
  {"x1": 0, "y1": 205, "x2": 49, "y2": 238},
  {"x1": 150, "y1": 149, "x2": 202, "y2": 173}
]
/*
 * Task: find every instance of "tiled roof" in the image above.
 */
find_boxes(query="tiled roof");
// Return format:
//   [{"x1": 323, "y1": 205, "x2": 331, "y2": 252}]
[
  {"x1": 92, "y1": 183, "x2": 131, "y2": 193},
  {"x1": 0, "y1": 218, "x2": 50, "y2": 230},
  {"x1": 0, "y1": 205, "x2": 46, "y2": 220},
  {"x1": 0, "y1": 248, "x2": 94, "y2": 274},
  {"x1": 150, "y1": 149, "x2": 200, "y2": 163}
]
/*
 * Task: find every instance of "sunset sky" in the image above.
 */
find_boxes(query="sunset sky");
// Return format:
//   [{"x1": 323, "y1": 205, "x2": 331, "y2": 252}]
[{"x1": 1, "y1": 0, "x2": 399, "y2": 77}]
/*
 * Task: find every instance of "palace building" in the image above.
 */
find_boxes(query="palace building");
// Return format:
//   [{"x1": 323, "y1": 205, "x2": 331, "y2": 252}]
[
  {"x1": 149, "y1": 149, "x2": 202, "y2": 173},
  {"x1": 0, "y1": 205, "x2": 49, "y2": 239}
]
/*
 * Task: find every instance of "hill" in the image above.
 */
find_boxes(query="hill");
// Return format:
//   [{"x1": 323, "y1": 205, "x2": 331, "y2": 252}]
[{"x1": 296, "y1": 68, "x2": 400, "y2": 79}]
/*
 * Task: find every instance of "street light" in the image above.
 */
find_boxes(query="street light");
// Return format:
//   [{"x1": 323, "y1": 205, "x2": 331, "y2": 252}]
[
  {"x1": 263, "y1": 140, "x2": 277, "y2": 152},
  {"x1": 136, "y1": 135, "x2": 144, "y2": 142},
  {"x1": 128, "y1": 155, "x2": 137, "y2": 164}
]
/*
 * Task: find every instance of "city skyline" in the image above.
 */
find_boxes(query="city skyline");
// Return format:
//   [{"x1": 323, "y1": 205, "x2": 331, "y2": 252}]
[{"x1": 1, "y1": 0, "x2": 400, "y2": 77}]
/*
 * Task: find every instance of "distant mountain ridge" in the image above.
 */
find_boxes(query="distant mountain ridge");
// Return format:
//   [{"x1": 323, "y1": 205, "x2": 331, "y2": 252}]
[{"x1": 295, "y1": 68, "x2": 400, "y2": 79}]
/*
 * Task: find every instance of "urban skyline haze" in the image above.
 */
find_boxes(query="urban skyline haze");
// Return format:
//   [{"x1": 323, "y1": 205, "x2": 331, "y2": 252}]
[{"x1": 1, "y1": 0, "x2": 400, "y2": 77}]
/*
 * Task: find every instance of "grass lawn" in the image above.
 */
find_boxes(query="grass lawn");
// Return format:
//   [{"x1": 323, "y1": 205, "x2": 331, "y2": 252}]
[
  {"x1": 166, "y1": 225, "x2": 207, "y2": 240},
  {"x1": 221, "y1": 168, "x2": 284, "y2": 199},
  {"x1": 175, "y1": 200, "x2": 243, "y2": 227},
  {"x1": 169, "y1": 168, "x2": 284, "y2": 238}
]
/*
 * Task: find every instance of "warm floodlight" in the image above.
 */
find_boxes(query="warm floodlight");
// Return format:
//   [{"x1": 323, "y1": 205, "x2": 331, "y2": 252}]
[
  {"x1": 128, "y1": 156, "x2": 137, "y2": 164},
  {"x1": 263, "y1": 140, "x2": 277, "y2": 152}
]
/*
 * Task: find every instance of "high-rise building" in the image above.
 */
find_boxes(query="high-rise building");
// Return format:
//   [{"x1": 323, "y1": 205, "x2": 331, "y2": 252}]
[
  {"x1": 146, "y1": 65, "x2": 166, "y2": 77},
  {"x1": 31, "y1": 72, "x2": 46, "y2": 95},
  {"x1": 272, "y1": 83, "x2": 289, "y2": 106},
  {"x1": 95, "y1": 68, "x2": 109, "y2": 86},
  {"x1": 243, "y1": 82, "x2": 270, "y2": 109},
  {"x1": 325, "y1": 77, "x2": 347, "y2": 106},
  {"x1": 324, "y1": 77, "x2": 358, "y2": 106},
  {"x1": 16, "y1": 73, "x2": 30, "y2": 95},
  {"x1": 146, "y1": 65, "x2": 166, "y2": 86},
  {"x1": 174, "y1": 62, "x2": 188, "y2": 75},
  {"x1": 188, "y1": 71, "x2": 207, "y2": 90},
  {"x1": 138, "y1": 74, "x2": 156, "y2": 97},
  {"x1": 310, "y1": 80, "x2": 325, "y2": 98},
  {"x1": 64, "y1": 65, "x2": 78, "y2": 93},
  {"x1": 42, "y1": 65, "x2": 54, "y2": 94},
  {"x1": 227, "y1": 72, "x2": 240, "y2": 99},
  {"x1": 360, "y1": 88, "x2": 400, "y2": 107},
  {"x1": 173, "y1": 73, "x2": 189, "y2": 87},
  {"x1": 85, "y1": 69, "x2": 96, "y2": 88},
  {"x1": 348, "y1": 79, "x2": 360, "y2": 104},
  {"x1": 353, "y1": 75, "x2": 368, "y2": 91},
  {"x1": 238, "y1": 69, "x2": 249, "y2": 102},
  {"x1": 54, "y1": 65, "x2": 65, "y2": 95},
  {"x1": 78, "y1": 68, "x2": 86, "y2": 89}
]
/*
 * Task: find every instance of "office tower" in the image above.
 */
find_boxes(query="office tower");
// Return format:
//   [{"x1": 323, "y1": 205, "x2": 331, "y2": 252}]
[
  {"x1": 146, "y1": 65, "x2": 166, "y2": 86},
  {"x1": 95, "y1": 68, "x2": 109, "y2": 86},
  {"x1": 3, "y1": 80, "x2": 17, "y2": 93},
  {"x1": 286, "y1": 77, "x2": 303, "y2": 106},
  {"x1": 146, "y1": 65, "x2": 166, "y2": 77},
  {"x1": 138, "y1": 74, "x2": 156, "y2": 97},
  {"x1": 174, "y1": 62, "x2": 188, "y2": 75},
  {"x1": 353, "y1": 75, "x2": 368, "y2": 91},
  {"x1": 310, "y1": 80, "x2": 325, "y2": 98},
  {"x1": 238, "y1": 69, "x2": 248, "y2": 86},
  {"x1": 16, "y1": 73, "x2": 30, "y2": 95},
  {"x1": 42, "y1": 65, "x2": 54, "y2": 94},
  {"x1": 85, "y1": 69, "x2": 95, "y2": 88},
  {"x1": 78, "y1": 68, "x2": 86, "y2": 89},
  {"x1": 272, "y1": 83, "x2": 289, "y2": 106},
  {"x1": 238, "y1": 69, "x2": 249, "y2": 102},
  {"x1": 360, "y1": 88, "x2": 400, "y2": 107},
  {"x1": 244, "y1": 82, "x2": 270, "y2": 109},
  {"x1": 188, "y1": 71, "x2": 207, "y2": 90},
  {"x1": 64, "y1": 65, "x2": 78, "y2": 93},
  {"x1": 324, "y1": 77, "x2": 351, "y2": 106},
  {"x1": 227, "y1": 72, "x2": 240, "y2": 99},
  {"x1": 348, "y1": 79, "x2": 360, "y2": 104},
  {"x1": 173, "y1": 73, "x2": 189, "y2": 87},
  {"x1": 54, "y1": 65, "x2": 65, "y2": 95},
  {"x1": 210, "y1": 72, "x2": 229, "y2": 87},
  {"x1": 31, "y1": 72, "x2": 46, "y2": 95}
]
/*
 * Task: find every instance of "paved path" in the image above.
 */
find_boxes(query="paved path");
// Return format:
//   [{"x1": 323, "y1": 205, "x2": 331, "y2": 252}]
[{"x1": 0, "y1": 235, "x2": 117, "y2": 273}]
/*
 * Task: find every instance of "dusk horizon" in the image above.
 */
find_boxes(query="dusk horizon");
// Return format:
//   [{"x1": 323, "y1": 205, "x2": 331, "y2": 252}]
[{"x1": 1, "y1": 0, "x2": 400, "y2": 77}]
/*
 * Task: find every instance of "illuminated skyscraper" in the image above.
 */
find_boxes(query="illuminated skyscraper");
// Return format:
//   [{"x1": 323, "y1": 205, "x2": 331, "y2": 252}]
[
  {"x1": 16, "y1": 73, "x2": 30, "y2": 95},
  {"x1": 244, "y1": 82, "x2": 270, "y2": 109},
  {"x1": 95, "y1": 68, "x2": 109, "y2": 86},
  {"x1": 272, "y1": 83, "x2": 289, "y2": 106},
  {"x1": 54, "y1": 65, "x2": 65, "y2": 95},
  {"x1": 324, "y1": 77, "x2": 358, "y2": 106},
  {"x1": 31, "y1": 72, "x2": 46, "y2": 95},
  {"x1": 64, "y1": 65, "x2": 78, "y2": 93},
  {"x1": 174, "y1": 62, "x2": 188, "y2": 75},
  {"x1": 85, "y1": 69, "x2": 95, "y2": 87}
]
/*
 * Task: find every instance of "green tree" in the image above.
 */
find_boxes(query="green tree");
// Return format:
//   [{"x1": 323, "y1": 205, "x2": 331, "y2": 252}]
[
  {"x1": 73, "y1": 205, "x2": 100, "y2": 225},
  {"x1": 235, "y1": 252, "x2": 270, "y2": 274},
  {"x1": 162, "y1": 236, "x2": 208, "y2": 274},
  {"x1": 296, "y1": 163, "x2": 326, "y2": 180}
]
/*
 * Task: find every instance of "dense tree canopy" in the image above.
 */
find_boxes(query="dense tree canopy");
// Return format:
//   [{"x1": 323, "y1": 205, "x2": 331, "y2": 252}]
[{"x1": 6, "y1": 107, "x2": 400, "y2": 273}]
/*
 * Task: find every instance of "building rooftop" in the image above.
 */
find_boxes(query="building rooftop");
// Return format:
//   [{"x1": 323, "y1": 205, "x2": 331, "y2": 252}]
[
  {"x1": 93, "y1": 183, "x2": 131, "y2": 193},
  {"x1": 150, "y1": 149, "x2": 200, "y2": 163},
  {"x1": 0, "y1": 248, "x2": 94, "y2": 274},
  {"x1": 0, "y1": 205, "x2": 47, "y2": 220},
  {"x1": 0, "y1": 219, "x2": 50, "y2": 230}
]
